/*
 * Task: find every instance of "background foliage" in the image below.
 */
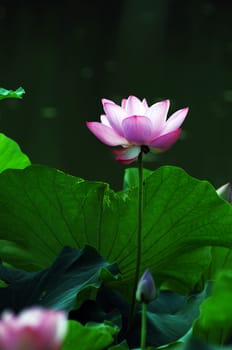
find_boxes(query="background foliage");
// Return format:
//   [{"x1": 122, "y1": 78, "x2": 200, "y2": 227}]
[{"x1": 0, "y1": 0, "x2": 231, "y2": 189}]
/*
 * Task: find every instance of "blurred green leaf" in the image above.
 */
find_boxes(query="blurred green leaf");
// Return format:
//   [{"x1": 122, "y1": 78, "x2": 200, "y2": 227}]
[
  {"x1": 192, "y1": 270, "x2": 232, "y2": 345},
  {"x1": 0, "y1": 165, "x2": 232, "y2": 295},
  {"x1": 62, "y1": 320, "x2": 118, "y2": 350},
  {"x1": 0, "y1": 245, "x2": 119, "y2": 312},
  {"x1": 123, "y1": 167, "x2": 152, "y2": 190},
  {"x1": 0, "y1": 280, "x2": 7, "y2": 288},
  {"x1": 0, "y1": 87, "x2": 25, "y2": 100},
  {"x1": 0, "y1": 133, "x2": 30, "y2": 173}
]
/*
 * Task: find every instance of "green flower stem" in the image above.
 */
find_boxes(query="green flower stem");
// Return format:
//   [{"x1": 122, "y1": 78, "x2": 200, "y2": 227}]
[
  {"x1": 141, "y1": 302, "x2": 147, "y2": 350},
  {"x1": 128, "y1": 151, "x2": 143, "y2": 329}
]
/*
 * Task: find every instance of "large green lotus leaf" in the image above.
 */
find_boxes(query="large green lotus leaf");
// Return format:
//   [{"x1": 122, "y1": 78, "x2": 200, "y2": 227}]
[
  {"x1": 192, "y1": 270, "x2": 232, "y2": 346},
  {"x1": 0, "y1": 87, "x2": 25, "y2": 100},
  {"x1": 0, "y1": 245, "x2": 119, "y2": 312},
  {"x1": 0, "y1": 133, "x2": 30, "y2": 173},
  {"x1": 62, "y1": 320, "x2": 118, "y2": 350},
  {"x1": 124, "y1": 169, "x2": 211, "y2": 293},
  {"x1": 0, "y1": 165, "x2": 232, "y2": 294}
]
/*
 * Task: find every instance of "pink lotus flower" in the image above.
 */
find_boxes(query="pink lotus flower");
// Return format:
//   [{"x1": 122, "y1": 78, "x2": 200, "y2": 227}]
[
  {"x1": 0, "y1": 308, "x2": 67, "y2": 350},
  {"x1": 86, "y1": 96, "x2": 189, "y2": 164}
]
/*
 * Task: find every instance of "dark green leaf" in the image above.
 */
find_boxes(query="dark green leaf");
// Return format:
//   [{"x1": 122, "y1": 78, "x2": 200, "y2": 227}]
[
  {"x1": 155, "y1": 342, "x2": 184, "y2": 350},
  {"x1": 108, "y1": 341, "x2": 129, "y2": 349},
  {"x1": 164, "y1": 339, "x2": 232, "y2": 350},
  {"x1": 0, "y1": 245, "x2": 119, "y2": 312},
  {"x1": 153, "y1": 339, "x2": 232, "y2": 350},
  {"x1": 127, "y1": 288, "x2": 209, "y2": 348}
]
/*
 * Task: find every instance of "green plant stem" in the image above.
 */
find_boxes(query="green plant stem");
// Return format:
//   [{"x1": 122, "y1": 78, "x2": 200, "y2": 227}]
[
  {"x1": 128, "y1": 151, "x2": 143, "y2": 329},
  {"x1": 141, "y1": 303, "x2": 147, "y2": 350}
]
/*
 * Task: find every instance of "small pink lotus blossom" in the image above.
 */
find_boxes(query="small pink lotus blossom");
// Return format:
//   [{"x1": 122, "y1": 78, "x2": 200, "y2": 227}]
[
  {"x1": 0, "y1": 308, "x2": 67, "y2": 350},
  {"x1": 86, "y1": 96, "x2": 189, "y2": 164}
]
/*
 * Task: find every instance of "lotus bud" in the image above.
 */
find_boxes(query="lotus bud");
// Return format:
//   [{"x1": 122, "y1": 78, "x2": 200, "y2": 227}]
[{"x1": 136, "y1": 269, "x2": 156, "y2": 304}]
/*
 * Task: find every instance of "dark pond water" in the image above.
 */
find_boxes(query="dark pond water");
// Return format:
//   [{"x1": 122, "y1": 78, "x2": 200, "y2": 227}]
[{"x1": 0, "y1": 0, "x2": 231, "y2": 189}]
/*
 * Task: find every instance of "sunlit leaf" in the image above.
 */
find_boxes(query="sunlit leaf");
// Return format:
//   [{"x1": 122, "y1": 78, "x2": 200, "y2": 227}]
[
  {"x1": 192, "y1": 270, "x2": 232, "y2": 345},
  {"x1": 62, "y1": 320, "x2": 118, "y2": 350},
  {"x1": 0, "y1": 87, "x2": 25, "y2": 100},
  {"x1": 0, "y1": 133, "x2": 30, "y2": 173}
]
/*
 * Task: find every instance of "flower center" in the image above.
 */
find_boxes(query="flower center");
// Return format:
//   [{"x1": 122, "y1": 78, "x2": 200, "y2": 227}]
[{"x1": 141, "y1": 145, "x2": 150, "y2": 154}]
